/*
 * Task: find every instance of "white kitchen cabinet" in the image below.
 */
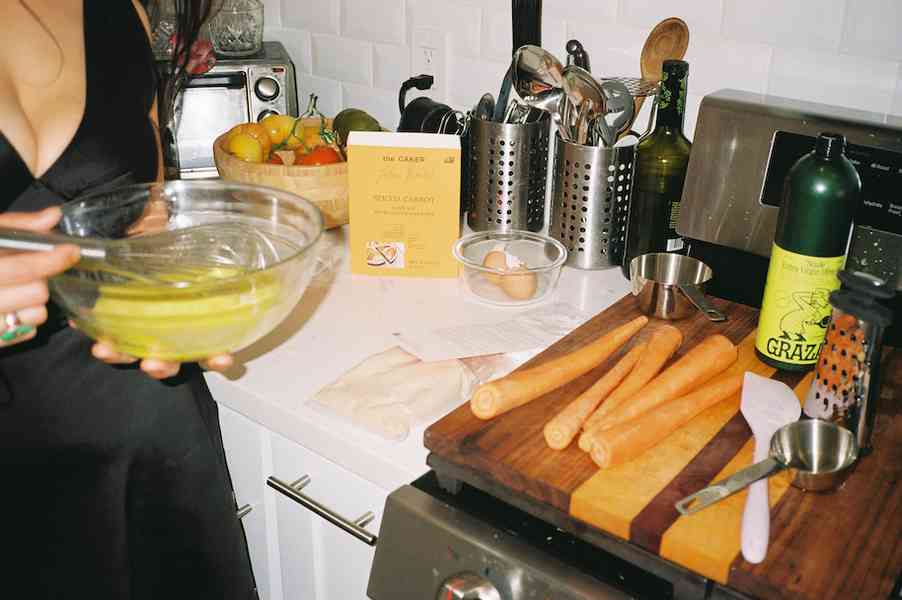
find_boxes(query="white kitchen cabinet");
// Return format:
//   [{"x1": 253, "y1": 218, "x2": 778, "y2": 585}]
[
  {"x1": 218, "y1": 404, "x2": 274, "y2": 599},
  {"x1": 271, "y1": 432, "x2": 387, "y2": 600},
  {"x1": 217, "y1": 403, "x2": 389, "y2": 600}
]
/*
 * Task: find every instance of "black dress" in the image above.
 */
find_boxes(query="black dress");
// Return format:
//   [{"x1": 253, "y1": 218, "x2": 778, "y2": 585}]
[{"x1": 0, "y1": 3, "x2": 257, "y2": 599}]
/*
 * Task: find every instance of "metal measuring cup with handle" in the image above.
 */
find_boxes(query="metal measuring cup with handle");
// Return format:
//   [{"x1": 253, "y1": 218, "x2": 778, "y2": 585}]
[
  {"x1": 629, "y1": 253, "x2": 728, "y2": 322},
  {"x1": 675, "y1": 419, "x2": 859, "y2": 516}
]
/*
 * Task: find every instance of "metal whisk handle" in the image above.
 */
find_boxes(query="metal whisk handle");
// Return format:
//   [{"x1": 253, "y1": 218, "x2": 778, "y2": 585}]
[{"x1": 0, "y1": 228, "x2": 106, "y2": 259}]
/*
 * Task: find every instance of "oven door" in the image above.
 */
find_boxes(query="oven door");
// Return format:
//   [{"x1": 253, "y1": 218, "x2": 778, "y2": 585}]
[{"x1": 174, "y1": 71, "x2": 249, "y2": 178}]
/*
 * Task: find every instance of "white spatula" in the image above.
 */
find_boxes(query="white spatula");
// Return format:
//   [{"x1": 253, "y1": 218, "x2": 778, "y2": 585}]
[{"x1": 739, "y1": 372, "x2": 801, "y2": 564}]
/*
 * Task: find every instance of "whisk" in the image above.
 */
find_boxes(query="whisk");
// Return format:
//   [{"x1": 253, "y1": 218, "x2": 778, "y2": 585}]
[{"x1": 0, "y1": 222, "x2": 290, "y2": 286}]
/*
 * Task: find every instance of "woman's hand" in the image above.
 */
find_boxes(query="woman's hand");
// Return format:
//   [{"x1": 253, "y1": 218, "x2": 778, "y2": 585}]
[
  {"x1": 91, "y1": 342, "x2": 234, "y2": 380},
  {"x1": 0, "y1": 207, "x2": 80, "y2": 347}
]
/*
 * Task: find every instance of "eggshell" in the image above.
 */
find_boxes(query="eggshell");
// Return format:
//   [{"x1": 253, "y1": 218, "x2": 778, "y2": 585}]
[
  {"x1": 482, "y1": 250, "x2": 508, "y2": 285},
  {"x1": 500, "y1": 265, "x2": 538, "y2": 300}
]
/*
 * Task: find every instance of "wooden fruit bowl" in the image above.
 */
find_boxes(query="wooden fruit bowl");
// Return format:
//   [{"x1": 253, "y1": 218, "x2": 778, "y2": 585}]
[{"x1": 213, "y1": 118, "x2": 348, "y2": 229}]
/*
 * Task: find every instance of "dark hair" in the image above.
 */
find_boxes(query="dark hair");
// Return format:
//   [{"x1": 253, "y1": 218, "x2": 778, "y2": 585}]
[{"x1": 143, "y1": 0, "x2": 218, "y2": 128}]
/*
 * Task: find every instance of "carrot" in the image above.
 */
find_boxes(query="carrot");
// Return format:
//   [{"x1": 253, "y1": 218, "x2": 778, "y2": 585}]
[
  {"x1": 588, "y1": 374, "x2": 744, "y2": 468},
  {"x1": 577, "y1": 325, "x2": 683, "y2": 451},
  {"x1": 543, "y1": 342, "x2": 645, "y2": 450},
  {"x1": 469, "y1": 315, "x2": 648, "y2": 420},
  {"x1": 590, "y1": 334, "x2": 737, "y2": 432}
]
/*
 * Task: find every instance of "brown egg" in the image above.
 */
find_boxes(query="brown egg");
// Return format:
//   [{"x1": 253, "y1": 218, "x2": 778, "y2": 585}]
[
  {"x1": 500, "y1": 265, "x2": 538, "y2": 300},
  {"x1": 481, "y1": 250, "x2": 508, "y2": 285}
]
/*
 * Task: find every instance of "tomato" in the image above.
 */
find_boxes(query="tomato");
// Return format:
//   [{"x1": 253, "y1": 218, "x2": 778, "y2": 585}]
[
  {"x1": 228, "y1": 133, "x2": 263, "y2": 163},
  {"x1": 296, "y1": 146, "x2": 342, "y2": 166}
]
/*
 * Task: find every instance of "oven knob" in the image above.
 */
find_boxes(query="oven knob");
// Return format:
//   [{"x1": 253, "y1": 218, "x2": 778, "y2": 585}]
[
  {"x1": 256, "y1": 109, "x2": 279, "y2": 122},
  {"x1": 254, "y1": 76, "x2": 280, "y2": 101},
  {"x1": 436, "y1": 573, "x2": 502, "y2": 600}
]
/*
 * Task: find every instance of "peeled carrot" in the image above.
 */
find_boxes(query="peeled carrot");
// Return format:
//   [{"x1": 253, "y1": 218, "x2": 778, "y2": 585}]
[
  {"x1": 577, "y1": 325, "x2": 683, "y2": 451},
  {"x1": 588, "y1": 374, "x2": 744, "y2": 468},
  {"x1": 590, "y1": 334, "x2": 737, "y2": 432},
  {"x1": 543, "y1": 342, "x2": 645, "y2": 450},
  {"x1": 469, "y1": 315, "x2": 648, "y2": 420}
]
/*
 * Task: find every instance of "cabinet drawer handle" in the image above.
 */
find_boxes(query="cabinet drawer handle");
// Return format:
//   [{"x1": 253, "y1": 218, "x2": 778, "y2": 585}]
[
  {"x1": 236, "y1": 504, "x2": 253, "y2": 519},
  {"x1": 267, "y1": 475, "x2": 379, "y2": 546}
]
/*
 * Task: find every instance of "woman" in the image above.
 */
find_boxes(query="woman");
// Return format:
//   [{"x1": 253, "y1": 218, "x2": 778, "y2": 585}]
[{"x1": 0, "y1": 1, "x2": 257, "y2": 598}]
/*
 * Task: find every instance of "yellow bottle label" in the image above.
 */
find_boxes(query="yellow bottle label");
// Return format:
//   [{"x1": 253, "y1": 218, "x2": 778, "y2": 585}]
[{"x1": 755, "y1": 244, "x2": 844, "y2": 366}]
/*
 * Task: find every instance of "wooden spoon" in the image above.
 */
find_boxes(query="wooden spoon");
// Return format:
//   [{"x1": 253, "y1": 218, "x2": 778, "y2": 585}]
[{"x1": 627, "y1": 17, "x2": 689, "y2": 136}]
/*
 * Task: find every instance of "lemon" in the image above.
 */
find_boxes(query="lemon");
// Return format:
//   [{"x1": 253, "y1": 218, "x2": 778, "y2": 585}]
[
  {"x1": 260, "y1": 114, "x2": 298, "y2": 146},
  {"x1": 228, "y1": 133, "x2": 264, "y2": 163}
]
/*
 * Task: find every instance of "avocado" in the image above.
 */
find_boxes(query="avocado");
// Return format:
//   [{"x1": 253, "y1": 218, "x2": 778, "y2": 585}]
[{"x1": 333, "y1": 108, "x2": 382, "y2": 148}]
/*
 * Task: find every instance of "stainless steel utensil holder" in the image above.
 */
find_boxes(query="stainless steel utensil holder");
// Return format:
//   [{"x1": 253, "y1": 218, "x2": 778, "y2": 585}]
[
  {"x1": 465, "y1": 117, "x2": 550, "y2": 232},
  {"x1": 550, "y1": 136, "x2": 637, "y2": 269}
]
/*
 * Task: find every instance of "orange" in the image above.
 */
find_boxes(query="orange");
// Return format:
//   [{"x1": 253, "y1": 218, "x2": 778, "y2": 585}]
[{"x1": 228, "y1": 133, "x2": 263, "y2": 163}]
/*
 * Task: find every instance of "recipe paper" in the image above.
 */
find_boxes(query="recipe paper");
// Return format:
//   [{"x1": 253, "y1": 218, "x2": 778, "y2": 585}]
[
  {"x1": 347, "y1": 132, "x2": 461, "y2": 278},
  {"x1": 395, "y1": 301, "x2": 592, "y2": 362}
]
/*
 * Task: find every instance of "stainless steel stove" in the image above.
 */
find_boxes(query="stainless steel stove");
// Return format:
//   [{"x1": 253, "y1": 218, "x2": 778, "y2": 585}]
[{"x1": 368, "y1": 472, "x2": 682, "y2": 600}]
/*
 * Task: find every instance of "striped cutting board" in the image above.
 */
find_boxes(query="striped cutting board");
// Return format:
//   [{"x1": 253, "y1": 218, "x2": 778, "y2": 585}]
[{"x1": 424, "y1": 294, "x2": 902, "y2": 599}]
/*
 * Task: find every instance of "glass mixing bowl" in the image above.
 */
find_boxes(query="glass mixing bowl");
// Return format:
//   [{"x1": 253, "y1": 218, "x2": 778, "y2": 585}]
[
  {"x1": 452, "y1": 230, "x2": 568, "y2": 307},
  {"x1": 51, "y1": 180, "x2": 324, "y2": 361}
]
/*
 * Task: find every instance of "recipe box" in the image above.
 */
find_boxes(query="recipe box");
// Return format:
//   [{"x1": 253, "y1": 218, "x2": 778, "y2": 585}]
[{"x1": 347, "y1": 132, "x2": 461, "y2": 278}]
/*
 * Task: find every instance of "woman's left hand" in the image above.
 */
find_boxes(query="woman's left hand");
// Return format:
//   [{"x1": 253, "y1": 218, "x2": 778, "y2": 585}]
[{"x1": 90, "y1": 342, "x2": 234, "y2": 379}]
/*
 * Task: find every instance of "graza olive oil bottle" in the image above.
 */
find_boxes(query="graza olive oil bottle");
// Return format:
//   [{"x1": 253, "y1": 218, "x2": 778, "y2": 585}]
[
  {"x1": 622, "y1": 60, "x2": 692, "y2": 278},
  {"x1": 755, "y1": 133, "x2": 861, "y2": 371}
]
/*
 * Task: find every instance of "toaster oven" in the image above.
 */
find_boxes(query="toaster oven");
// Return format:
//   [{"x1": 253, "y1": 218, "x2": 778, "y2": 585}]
[
  {"x1": 158, "y1": 41, "x2": 298, "y2": 179},
  {"x1": 677, "y1": 89, "x2": 902, "y2": 341}
]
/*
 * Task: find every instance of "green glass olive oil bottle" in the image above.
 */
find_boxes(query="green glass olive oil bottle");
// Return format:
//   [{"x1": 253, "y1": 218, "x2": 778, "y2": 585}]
[
  {"x1": 755, "y1": 133, "x2": 861, "y2": 371},
  {"x1": 622, "y1": 59, "x2": 692, "y2": 278}
]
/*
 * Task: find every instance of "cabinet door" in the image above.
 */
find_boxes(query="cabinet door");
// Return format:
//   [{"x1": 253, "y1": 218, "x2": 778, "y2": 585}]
[
  {"x1": 270, "y1": 433, "x2": 388, "y2": 600},
  {"x1": 218, "y1": 404, "x2": 273, "y2": 599}
]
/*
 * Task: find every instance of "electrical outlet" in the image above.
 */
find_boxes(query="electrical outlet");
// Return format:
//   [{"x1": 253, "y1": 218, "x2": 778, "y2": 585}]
[{"x1": 412, "y1": 27, "x2": 445, "y2": 102}]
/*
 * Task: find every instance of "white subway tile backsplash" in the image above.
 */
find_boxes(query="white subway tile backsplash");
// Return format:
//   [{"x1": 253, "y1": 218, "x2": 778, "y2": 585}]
[
  {"x1": 723, "y1": 0, "x2": 846, "y2": 52},
  {"x1": 263, "y1": 0, "x2": 902, "y2": 135},
  {"x1": 281, "y1": 0, "x2": 339, "y2": 35},
  {"x1": 374, "y1": 43, "x2": 411, "y2": 91},
  {"x1": 481, "y1": 8, "x2": 512, "y2": 61},
  {"x1": 267, "y1": 27, "x2": 312, "y2": 75},
  {"x1": 768, "y1": 47, "x2": 898, "y2": 115},
  {"x1": 298, "y1": 74, "x2": 342, "y2": 116},
  {"x1": 542, "y1": 0, "x2": 616, "y2": 23},
  {"x1": 448, "y1": 55, "x2": 508, "y2": 109},
  {"x1": 565, "y1": 21, "x2": 648, "y2": 81},
  {"x1": 263, "y1": 0, "x2": 281, "y2": 28},
  {"x1": 342, "y1": 0, "x2": 406, "y2": 45},
  {"x1": 840, "y1": 0, "x2": 902, "y2": 60},
  {"x1": 407, "y1": 0, "x2": 481, "y2": 58},
  {"x1": 342, "y1": 83, "x2": 398, "y2": 129},
  {"x1": 311, "y1": 34, "x2": 372, "y2": 85},
  {"x1": 618, "y1": 0, "x2": 725, "y2": 37}
]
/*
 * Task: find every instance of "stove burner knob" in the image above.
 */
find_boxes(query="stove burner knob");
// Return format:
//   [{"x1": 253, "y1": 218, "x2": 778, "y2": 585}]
[
  {"x1": 256, "y1": 109, "x2": 279, "y2": 122},
  {"x1": 254, "y1": 76, "x2": 280, "y2": 101},
  {"x1": 436, "y1": 573, "x2": 502, "y2": 600}
]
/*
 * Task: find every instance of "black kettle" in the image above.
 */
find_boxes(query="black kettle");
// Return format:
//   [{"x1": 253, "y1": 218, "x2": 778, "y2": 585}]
[{"x1": 397, "y1": 74, "x2": 461, "y2": 134}]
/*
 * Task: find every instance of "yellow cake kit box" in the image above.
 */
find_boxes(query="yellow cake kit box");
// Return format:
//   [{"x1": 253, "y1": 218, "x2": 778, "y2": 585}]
[{"x1": 347, "y1": 132, "x2": 461, "y2": 278}]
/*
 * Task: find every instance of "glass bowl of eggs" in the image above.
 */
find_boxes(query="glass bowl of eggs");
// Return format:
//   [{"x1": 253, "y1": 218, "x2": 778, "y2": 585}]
[{"x1": 452, "y1": 230, "x2": 568, "y2": 307}]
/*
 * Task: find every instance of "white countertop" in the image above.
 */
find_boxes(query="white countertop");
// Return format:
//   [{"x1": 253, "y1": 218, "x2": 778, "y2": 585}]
[{"x1": 205, "y1": 226, "x2": 631, "y2": 492}]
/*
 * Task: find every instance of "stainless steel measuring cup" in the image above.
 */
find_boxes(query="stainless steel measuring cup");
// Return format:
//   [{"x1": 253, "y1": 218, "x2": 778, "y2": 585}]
[
  {"x1": 675, "y1": 419, "x2": 859, "y2": 515},
  {"x1": 629, "y1": 253, "x2": 728, "y2": 322}
]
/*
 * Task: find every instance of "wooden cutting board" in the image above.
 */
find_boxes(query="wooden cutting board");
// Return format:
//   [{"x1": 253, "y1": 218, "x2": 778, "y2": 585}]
[{"x1": 424, "y1": 294, "x2": 902, "y2": 599}]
